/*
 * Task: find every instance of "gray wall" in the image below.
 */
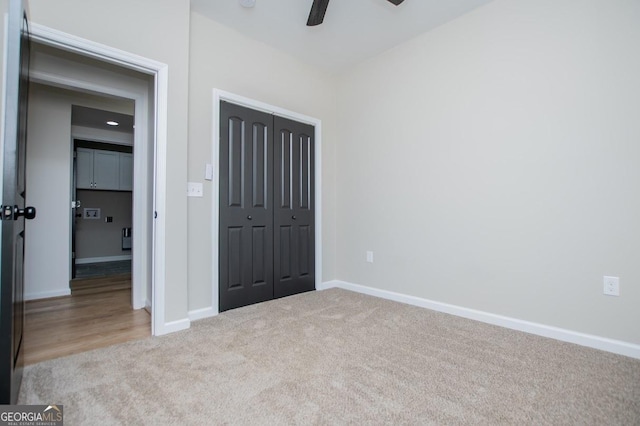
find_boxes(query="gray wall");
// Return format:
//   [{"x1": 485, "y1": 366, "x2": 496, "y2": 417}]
[
  {"x1": 76, "y1": 190, "x2": 132, "y2": 260},
  {"x1": 335, "y1": 0, "x2": 640, "y2": 344}
]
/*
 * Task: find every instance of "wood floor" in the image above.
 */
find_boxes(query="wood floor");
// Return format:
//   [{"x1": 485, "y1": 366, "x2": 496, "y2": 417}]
[{"x1": 24, "y1": 276, "x2": 151, "y2": 365}]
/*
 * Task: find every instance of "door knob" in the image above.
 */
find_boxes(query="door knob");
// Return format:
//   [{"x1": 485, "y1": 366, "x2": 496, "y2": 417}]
[
  {"x1": 247, "y1": 215, "x2": 252, "y2": 220},
  {"x1": 14, "y1": 206, "x2": 36, "y2": 220},
  {"x1": 292, "y1": 215, "x2": 297, "y2": 220}
]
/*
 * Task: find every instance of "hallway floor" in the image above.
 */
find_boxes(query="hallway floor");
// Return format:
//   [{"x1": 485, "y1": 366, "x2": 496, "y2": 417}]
[
  {"x1": 75, "y1": 259, "x2": 132, "y2": 279},
  {"x1": 23, "y1": 283, "x2": 151, "y2": 365}
]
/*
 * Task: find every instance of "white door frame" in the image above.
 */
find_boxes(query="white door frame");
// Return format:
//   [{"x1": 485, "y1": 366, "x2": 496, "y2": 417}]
[
  {"x1": 211, "y1": 89, "x2": 323, "y2": 313},
  {"x1": 29, "y1": 23, "x2": 169, "y2": 336}
]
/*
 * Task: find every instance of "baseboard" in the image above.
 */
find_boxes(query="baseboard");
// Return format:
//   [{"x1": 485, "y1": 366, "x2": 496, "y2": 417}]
[
  {"x1": 76, "y1": 255, "x2": 132, "y2": 264},
  {"x1": 321, "y1": 280, "x2": 640, "y2": 360},
  {"x1": 155, "y1": 318, "x2": 190, "y2": 336},
  {"x1": 25, "y1": 288, "x2": 71, "y2": 301},
  {"x1": 188, "y1": 306, "x2": 218, "y2": 322}
]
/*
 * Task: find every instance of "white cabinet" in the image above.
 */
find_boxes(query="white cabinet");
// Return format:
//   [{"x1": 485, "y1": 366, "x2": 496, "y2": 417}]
[
  {"x1": 119, "y1": 153, "x2": 133, "y2": 191},
  {"x1": 76, "y1": 148, "x2": 132, "y2": 191},
  {"x1": 76, "y1": 148, "x2": 95, "y2": 189},
  {"x1": 93, "y1": 150, "x2": 120, "y2": 190}
]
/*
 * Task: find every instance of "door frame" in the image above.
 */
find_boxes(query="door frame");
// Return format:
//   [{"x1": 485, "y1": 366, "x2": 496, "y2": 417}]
[
  {"x1": 211, "y1": 89, "x2": 323, "y2": 314},
  {"x1": 28, "y1": 23, "x2": 169, "y2": 336}
]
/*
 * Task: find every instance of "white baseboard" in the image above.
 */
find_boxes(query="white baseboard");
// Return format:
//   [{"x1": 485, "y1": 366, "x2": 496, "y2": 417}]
[
  {"x1": 188, "y1": 306, "x2": 218, "y2": 322},
  {"x1": 76, "y1": 255, "x2": 132, "y2": 264},
  {"x1": 320, "y1": 280, "x2": 640, "y2": 360},
  {"x1": 25, "y1": 288, "x2": 71, "y2": 301},
  {"x1": 155, "y1": 318, "x2": 190, "y2": 336}
]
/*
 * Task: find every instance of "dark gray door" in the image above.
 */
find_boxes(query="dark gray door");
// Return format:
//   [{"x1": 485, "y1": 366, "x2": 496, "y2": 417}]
[
  {"x1": 1, "y1": 0, "x2": 33, "y2": 405},
  {"x1": 273, "y1": 116, "x2": 315, "y2": 298},
  {"x1": 219, "y1": 102, "x2": 274, "y2": 311},
  {"x1": 219, "y1": 102, "x2": 315, "y2": 312}
]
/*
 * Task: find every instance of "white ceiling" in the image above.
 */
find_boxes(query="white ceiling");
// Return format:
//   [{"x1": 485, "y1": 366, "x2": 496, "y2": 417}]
[{"x1": 190, "y1": 0, "x2": 494, "y2": 74}]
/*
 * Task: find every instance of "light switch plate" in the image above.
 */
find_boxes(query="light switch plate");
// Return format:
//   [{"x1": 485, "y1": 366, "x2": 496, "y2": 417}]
[
  {"x1": 187, "y1": 182, "x2": 203, "y2": 197},
  {"x1": 205, "y1": 163, "x2": 214, "y2": 181}
]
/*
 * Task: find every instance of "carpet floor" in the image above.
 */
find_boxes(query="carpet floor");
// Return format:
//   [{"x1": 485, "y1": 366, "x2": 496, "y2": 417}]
[{"x1": 18, "y1": 288, "x2": 640, "y2": 425}]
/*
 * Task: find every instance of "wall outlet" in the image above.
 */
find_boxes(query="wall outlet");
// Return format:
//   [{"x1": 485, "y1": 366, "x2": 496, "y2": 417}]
[
  {"x1": 366, "y1": 251, "x2": 374, "y2": 263},
  {"x1": 603, "y1": 276, "x2": 620, "y2": 296},
  {"x1": 83, "y1": 208, "x2": 100, "y2": 219},
  {"x1": 187, "y1": 182, "x2": 203, "y2": 197}
]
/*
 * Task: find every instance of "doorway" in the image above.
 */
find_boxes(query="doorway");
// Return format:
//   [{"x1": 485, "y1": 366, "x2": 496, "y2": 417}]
[
  {"x1": 70, "y1": 106, "x2": 135, "y2": 283},
  {"x1": 26, "y1": 24, "x2": 170, "y2": 335}
]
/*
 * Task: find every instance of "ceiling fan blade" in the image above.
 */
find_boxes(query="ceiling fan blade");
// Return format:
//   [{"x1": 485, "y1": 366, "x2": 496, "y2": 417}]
[
  {"x1": 307, "y1": 0, "x2": 330, "y2": 26},
  {"x1": 387, "y1": 0, "x2": 405, "y2": 5}
]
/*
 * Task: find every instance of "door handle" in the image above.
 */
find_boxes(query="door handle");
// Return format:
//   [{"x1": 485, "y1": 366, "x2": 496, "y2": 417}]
[
  {"x1": 292, "y1": 215, "x2": 297, "y2": 220},
  {"x1": 0, "y1": 205, "x2": 36, "y2": 220},
  {"x1": 247, "y1": 215, "x2": 252, "y2": 220},
  {"x1": 14, "y1": 206, "x2": 37, "y2": 220}
]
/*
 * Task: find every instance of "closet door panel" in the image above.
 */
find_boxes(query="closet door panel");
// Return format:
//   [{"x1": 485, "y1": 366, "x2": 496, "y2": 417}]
[
  {"x1": 273, "y1": 116, "x2": 315, "y2": 299},
  {"x1": 219, "y1": 102, "x2": 273, "y2": 311}
]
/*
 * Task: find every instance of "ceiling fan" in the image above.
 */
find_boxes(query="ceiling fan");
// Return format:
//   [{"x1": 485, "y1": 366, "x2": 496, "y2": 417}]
[{"x1": 307, "y1": 0, "x2": 405, "y2": 26}]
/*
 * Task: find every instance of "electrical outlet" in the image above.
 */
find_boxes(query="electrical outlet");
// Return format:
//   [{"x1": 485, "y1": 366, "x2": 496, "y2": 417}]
[
  {"x1": 603, "y1": 276, "x2": 620, "y2": 296},
  {"x1": 366, "y1": 251, "x2": 374, "y2": 263}
]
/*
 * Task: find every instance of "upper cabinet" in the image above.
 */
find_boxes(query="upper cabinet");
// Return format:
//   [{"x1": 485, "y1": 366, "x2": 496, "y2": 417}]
[
  {"x1": 76, "y1": 148, "x2": 95, "y2": 189},
  {"x1": 77, "y1": 148, "x2": 132, "y2": 191},
  {"x1": 119, "y1": 153, "x2": 133, "y2": 191}
]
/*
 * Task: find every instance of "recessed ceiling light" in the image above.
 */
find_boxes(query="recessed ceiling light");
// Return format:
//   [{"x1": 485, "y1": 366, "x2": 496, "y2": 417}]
[
  {"x1": 240, "y1": 0, "x2": 255, "y2": 8},
  {"x1": 106, "y1": 121, "x2": 119, "y2": 126}
]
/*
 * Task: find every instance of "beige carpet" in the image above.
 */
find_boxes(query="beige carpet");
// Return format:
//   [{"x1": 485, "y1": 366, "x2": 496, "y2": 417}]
[{"x1": 18, "y1": 288, "x2": 640, "y2": 425}]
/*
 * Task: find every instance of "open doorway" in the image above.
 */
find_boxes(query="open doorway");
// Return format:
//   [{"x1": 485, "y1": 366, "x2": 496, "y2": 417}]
[
  {"x1": 70, "y1": 106, "x2": 135, "y2": 298},
  {"x1": 21, "y1": 35, "x2": 161, "y2": 361},
  {"x1": 24, "y1": 21, "x2": 171, "y2": 336},
  {"x1": 26, "y1": 40, "x2": 156, "y2": 309},
  {"x1": 23, "y1": 82, "x2": 151, "y2": 363}
]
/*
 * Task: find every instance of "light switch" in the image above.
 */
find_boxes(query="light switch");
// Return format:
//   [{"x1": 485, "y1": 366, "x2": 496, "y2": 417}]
[
  {"x1": 205, "y1": 163, "x2": 214, "y2": 181},
  {"x1": 187, "y1": 182, "x2": 203, "y2": 197}
]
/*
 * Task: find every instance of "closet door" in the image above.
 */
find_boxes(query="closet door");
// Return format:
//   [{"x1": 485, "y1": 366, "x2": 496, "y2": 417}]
[
  {"x1": 219, "y1": 102, "x2": 274, "y2": 312},
  {"x1": 273, "y1": 116, "x2": 315, "y2": 298}
]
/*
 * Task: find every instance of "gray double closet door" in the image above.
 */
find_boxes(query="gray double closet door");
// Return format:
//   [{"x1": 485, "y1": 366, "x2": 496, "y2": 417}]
[{"x1": 219, "y1": 101, "x2": 315, "y2": 312}]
